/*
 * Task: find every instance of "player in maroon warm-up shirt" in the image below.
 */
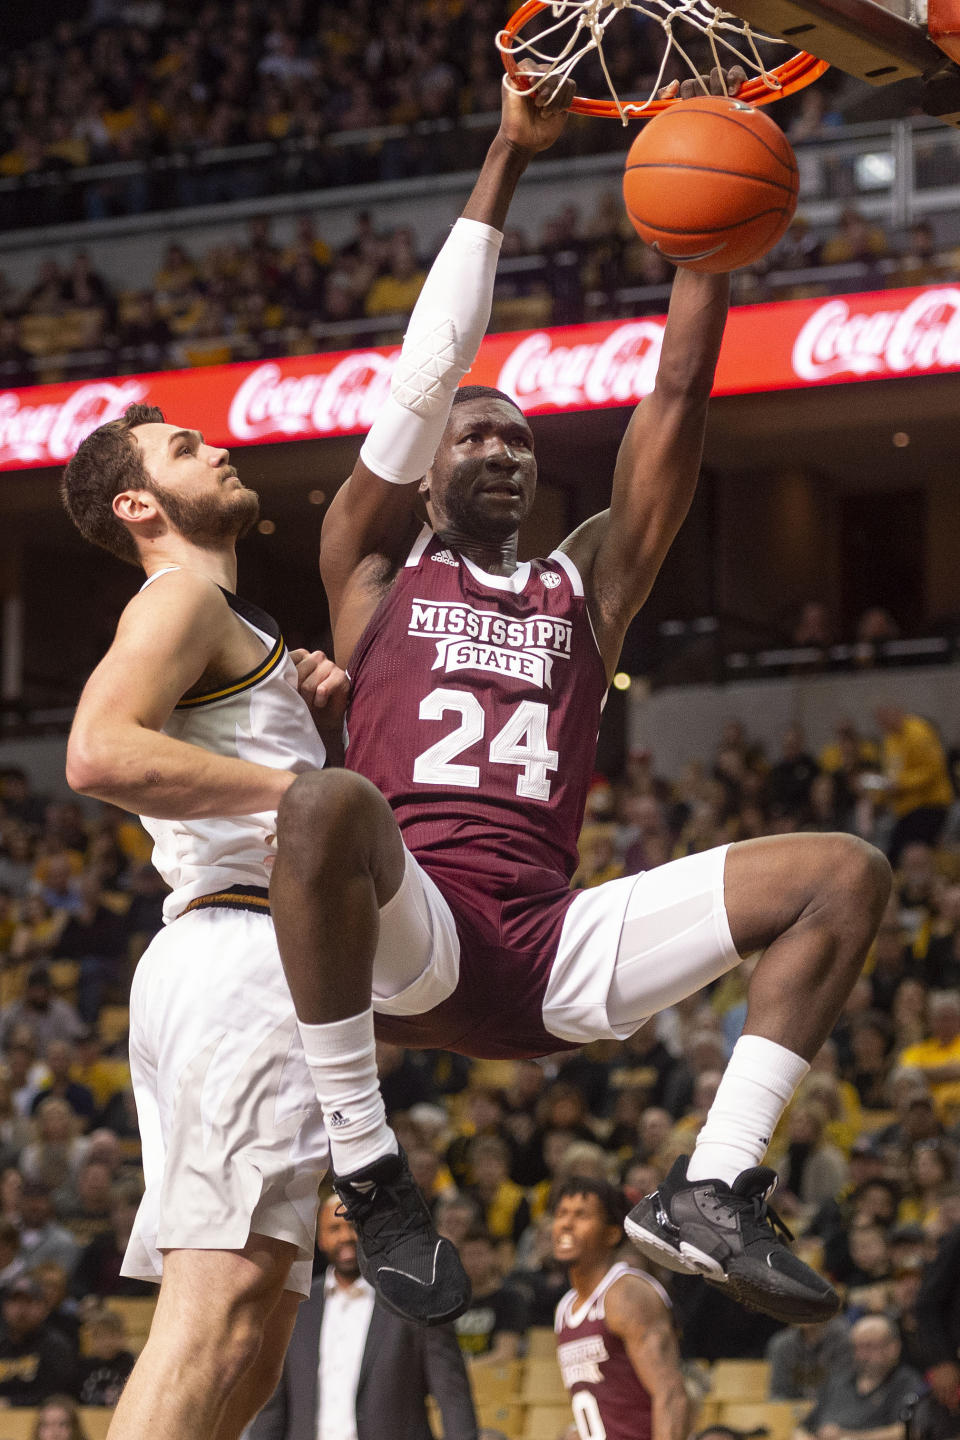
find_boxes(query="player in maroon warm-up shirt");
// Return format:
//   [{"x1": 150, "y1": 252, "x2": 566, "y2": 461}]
[
  {"x1": 552, "y1": 1178, "x2": 688, "y2": 1440},
  {"x1": 269, "y1": 69, "x2": 890, "y2": 1330}
]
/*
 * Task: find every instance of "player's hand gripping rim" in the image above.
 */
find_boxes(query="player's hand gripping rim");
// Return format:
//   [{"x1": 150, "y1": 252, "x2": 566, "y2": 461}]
[
  {"x1": 499, "y1": 61, "x2": 577, "y2": 155},
  {"x1": 658, "y1": 64, "x2": 747, "y2": 101}
]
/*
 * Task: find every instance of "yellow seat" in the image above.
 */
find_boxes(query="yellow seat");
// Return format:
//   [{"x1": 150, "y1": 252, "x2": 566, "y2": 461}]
[
  {"x1": 523, "y1": 1401, "x2": 574, "y2": 1440},
  {"x1": 525, "y1": 1327, "x2": 558, "y2": 1359},
  {"x1": 110, "y1": 1295, "x2": 158, "y2": 1349},
  {"x1": 521, "y1": 1357, "x2": 568, "y2": 1404},
  {"x1": 471, "y1": 1360, "x2": 523, "y2": 1405},
  {"x1": 79, "y1": 1411, "x2": 114, "y2": 1440},
  {"x1": 0, "y1": 1411, "x2": 38, "y2": 1440},
  {"x1": 477, "y1": 1400, "x2": 525, "y2": 1437},
  {"x1": 710, "y1": 1359, "x2": 772, "y2": 1402}
]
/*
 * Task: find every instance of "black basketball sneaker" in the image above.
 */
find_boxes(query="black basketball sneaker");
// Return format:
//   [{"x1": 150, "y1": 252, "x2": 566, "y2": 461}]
[
  {"x1": 625, "y1": 1154, "x2": 840, "y2": 1323},
  {"x1": 333, "y1": 1147, "x2": 471, "y2": 1327}
]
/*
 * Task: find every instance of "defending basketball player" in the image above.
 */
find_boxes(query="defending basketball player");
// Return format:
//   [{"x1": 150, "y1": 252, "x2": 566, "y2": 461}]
[
  {"x1": 552, "y1": 1178, "x2": 689, "y2": 1440},
  {"x1": 271, "y1": 68, "x2": 892, "y2": 1328},
  {"x1": 60, "y1": 414, "x2": 349, "y2": 1440}
]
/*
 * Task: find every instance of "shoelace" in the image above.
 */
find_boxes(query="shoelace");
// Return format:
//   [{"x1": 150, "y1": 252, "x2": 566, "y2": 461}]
[
  {"x1": 729, "y1": 1188, "x2": 795, "y2": 1245},
  {"x1": 335, "y1": 1184, "x2": 431, "y2": 1253}
]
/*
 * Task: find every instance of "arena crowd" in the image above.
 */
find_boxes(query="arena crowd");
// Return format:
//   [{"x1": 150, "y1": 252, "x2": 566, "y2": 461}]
[{"x1": 0, "y1": 694, "x2": 958, "y2": 1422}]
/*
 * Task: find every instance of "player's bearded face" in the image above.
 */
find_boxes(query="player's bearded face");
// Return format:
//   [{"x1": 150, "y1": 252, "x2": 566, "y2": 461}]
[{"x1": 148, "y1": 474, "x2": 260, "y2": 544}]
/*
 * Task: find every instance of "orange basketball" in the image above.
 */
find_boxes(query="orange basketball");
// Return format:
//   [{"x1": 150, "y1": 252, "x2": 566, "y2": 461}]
[{"x1": 622, "y1": 96, "x2": 799, "y2": 273}]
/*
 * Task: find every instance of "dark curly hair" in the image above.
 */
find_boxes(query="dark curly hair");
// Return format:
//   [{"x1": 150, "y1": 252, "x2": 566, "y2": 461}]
[{"x1": 60, "y1": 403, "x2": 165, "y2": 565}]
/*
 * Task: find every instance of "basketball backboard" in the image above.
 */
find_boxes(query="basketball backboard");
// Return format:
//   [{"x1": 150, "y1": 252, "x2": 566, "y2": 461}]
[{"x1": 721, "y1": 0, "x2": 960, "y2": 120}]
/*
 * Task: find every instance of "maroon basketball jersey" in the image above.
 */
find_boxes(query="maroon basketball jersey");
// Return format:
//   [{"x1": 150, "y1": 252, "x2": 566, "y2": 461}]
[
  {"x1": 347, "y1": 524, "x2": 608, "y2": 886},
  {"x1": 555, "y1": 1263, "x2": 667, "y2": 1440}
]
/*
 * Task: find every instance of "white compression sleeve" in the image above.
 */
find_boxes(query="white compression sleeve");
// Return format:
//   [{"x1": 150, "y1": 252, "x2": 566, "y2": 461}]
[{"x1": 359, "y1": 217, "x2": 503, "y2": 485}]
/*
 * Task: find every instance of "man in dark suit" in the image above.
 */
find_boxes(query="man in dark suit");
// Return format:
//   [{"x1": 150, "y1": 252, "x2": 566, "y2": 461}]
[{"x1": 248, "y1": 1194, "x2": 478, "y2": 1440}]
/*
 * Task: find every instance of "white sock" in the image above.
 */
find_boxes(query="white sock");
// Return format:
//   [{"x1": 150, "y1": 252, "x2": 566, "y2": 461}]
[
  {"x1": 685, "y1": 1034, "x2": 809, "y2": 1187},
  {"x1": 297, "y1": 1008, "x2": 398, "y2": 1178}
]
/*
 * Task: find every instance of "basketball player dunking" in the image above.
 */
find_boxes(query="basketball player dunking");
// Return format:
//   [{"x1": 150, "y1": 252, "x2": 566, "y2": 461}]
[
  {"x1": 270, "y1": 71, "x2": 891, "y2": 1326},
  {"x1": 553, "y1": 1178, "x2": 688, "y2": 1440},
  {"x1": 60, "y1": 415, "x2": 350, "y2": 1440}
]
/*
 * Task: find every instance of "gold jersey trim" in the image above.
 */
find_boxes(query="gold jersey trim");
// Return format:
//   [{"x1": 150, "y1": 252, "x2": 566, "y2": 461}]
[{"x1": 176, "y1": 634, "x2": 285, "y2": 709}]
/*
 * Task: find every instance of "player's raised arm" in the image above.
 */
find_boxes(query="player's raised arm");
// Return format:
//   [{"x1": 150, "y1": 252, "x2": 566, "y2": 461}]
[
  {"x1": 67, "y1": 570, "x2": 297, "y2": 819},
  {"x1": 319, "y1": 71, "x2": 573, "y2": 641},
  {"x1": 568, "y1": 263, "x2": 730, "y2": 679},
  {"x1": 603, "y1": 1274, "x2": 690, "y2": 1440}
]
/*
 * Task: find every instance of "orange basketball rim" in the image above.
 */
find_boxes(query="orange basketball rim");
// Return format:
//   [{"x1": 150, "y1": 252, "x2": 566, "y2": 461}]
[{"x1": 499, "y1": 0, "x2": 830, "y2": 119}]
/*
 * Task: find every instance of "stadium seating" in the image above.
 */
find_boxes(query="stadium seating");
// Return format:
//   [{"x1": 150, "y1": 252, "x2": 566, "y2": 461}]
[
  {"x1": 110, "y1": 1295, "x2": 158, "y2": 1353},
  {"x1": 0, "y1": 1411, "x2": 112, "y2": 1440},
  {"x1": 709, "y1": 1359, "x2": 771, "y2": 1402}
]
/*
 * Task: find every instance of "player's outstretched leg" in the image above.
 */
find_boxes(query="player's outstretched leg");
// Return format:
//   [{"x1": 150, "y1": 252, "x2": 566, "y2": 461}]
[
  {"x1": 624, "y1": 833, "x2": 890, "y2": 1322},
  {"x1": 270, "y1": 769, "x2": 469, "y2": 1327}
]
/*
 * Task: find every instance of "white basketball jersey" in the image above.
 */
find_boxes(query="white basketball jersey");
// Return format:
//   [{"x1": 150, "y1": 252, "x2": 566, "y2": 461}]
[{"x1": 137, "y1": 568, "x2": 327, "y2": 921}]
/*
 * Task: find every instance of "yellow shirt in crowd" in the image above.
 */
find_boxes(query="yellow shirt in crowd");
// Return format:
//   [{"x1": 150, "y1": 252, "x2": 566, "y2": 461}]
[
  {"x1": 882, "y1": 715, "x2": 953, "y2": 817},
  {"x1": 898, "y1": 1035, "x2": 960, "y2": 1120}
]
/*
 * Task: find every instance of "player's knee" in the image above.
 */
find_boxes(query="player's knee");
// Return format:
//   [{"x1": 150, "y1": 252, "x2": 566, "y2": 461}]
[
  {"x1": 277, "y1": 768, "x2": 380, "y2": 860},
  {"x1": 822, "y1": 834, "x2": 892, "y2": 922}
]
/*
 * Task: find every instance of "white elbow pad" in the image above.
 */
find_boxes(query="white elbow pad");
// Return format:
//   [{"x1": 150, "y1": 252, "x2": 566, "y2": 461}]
[{"x1": 359, "y1": 217, "x2": 502, "y2": 485}]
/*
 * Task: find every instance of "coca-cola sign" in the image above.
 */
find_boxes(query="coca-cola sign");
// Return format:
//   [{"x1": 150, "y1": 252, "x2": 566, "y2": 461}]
[
  {"x1": 0, "y1": 380, "x2": 148, "y2": 466},
  {"x1": 791, "y1": 288, "x2": 960, "y2": 381},
  {"x1": 1, "y1": 283, "x2": 958, "y2": 472}
]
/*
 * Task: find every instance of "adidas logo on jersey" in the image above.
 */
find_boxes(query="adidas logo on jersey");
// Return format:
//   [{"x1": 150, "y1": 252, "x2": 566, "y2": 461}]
[
  {"x1": 431, "y1": 549, "x2": 458, "y2": 567},
  {"x1": 328, "y1": 1110, "x2": 349, "y2": 1128},
  {"x1": 540, "y1": 571, "x2": 562, "y2": 589}
]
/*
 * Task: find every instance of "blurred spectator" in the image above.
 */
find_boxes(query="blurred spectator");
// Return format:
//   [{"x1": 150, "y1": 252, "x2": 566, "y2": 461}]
[
  {"x1": 821, "y1": 208, "x2": 889, "y2": 266},
  {"x1": 31, "y1": 1394, "x2": 91, "y2": 1439},
  {"x1": 51, "y1": 872, "x2": 129, "y2": 1025},
  {"x1": 793, "y1": 1314, "x2": 922, "y2": 1440},
  {"x1": 57, "y1": 1158, "x2": 115, "y2": 1244},
  {"x1": 899, "y1": 992, "x2": 960, "y2": 1124},
  {"x1": 20, "y1": 1099, "x2": 90, "y2": 1194},
  {"x1": 779, "y1": 1101, "x2": 848, "y2": 1210},
  {"x1": 18, "y1": 1183, "x2": 79, "y2": 1278},
  {"x1": 453, "y1": 1228, "x2": 529, "y2": 1366},
  {"x1": 70, "y1": 1181, "x2": 152, "y2": 1298},
  {"x1": 769, "y1": 726, "x2": 819, "y2": 818},
  {"x1": 376, "y1": 1041, "x2": 436, "y2": 1115},
  {"x1": 30, "y1": 1043, "x2": 95, "y2": 1129},
  {"x1": 0, "y1": 1219, "x2": 24, "y2": 1289},
  {"x1": 767, "y1": 1317, "x2": 853, "y2": 1400},
  {"x1": 465, "y1": 1135, "x2": 531, "y2": 1250},
  {"x1": 793, "y1": 601, "x2": 834, "y2": 649},
  {"x1": 76, "y1": 1307, "x2": 135, "y2": 1407},
  {"x1": 364, "y1": 229, "x2": 425, "y2": 319},
  {"x1": 901, "y1": 1139, "x2": 956, "y2": 1225},
  {"x1": 874, "y1": 706, "x2": 953, "y2": 864},
  {"x1": 0, "y1": 1275, "x2": 78, "y2": 1407},
  {"x1": 31, "y1": 1263, "x2": 80, "y2": 1353},
  {"x1": 0, "y1": 969, "x2": 85, "y2": 1054},
  {"x1": 573, "y1": 824, "x2": 625, "y2": 888},
  {"x1": 916, "y1": 1223, "x2": 960, "y2": 1419}
]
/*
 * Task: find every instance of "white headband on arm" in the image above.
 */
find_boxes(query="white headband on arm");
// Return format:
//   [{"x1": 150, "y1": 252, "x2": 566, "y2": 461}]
[{"x1": 359, "y1": 217, "x2": 503, "y2": 485}]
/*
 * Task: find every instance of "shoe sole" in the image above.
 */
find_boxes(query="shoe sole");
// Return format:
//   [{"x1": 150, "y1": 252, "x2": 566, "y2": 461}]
[
  {"x1": 373, "y1": 1286, "x2": 471, "y2": 1328},
  {"x1": 625, "y1": 1217, "x2": 726, "y2": 1279},
  {"x1": 713, "y1": 1271, "x2": 841, "y2": 1325}
]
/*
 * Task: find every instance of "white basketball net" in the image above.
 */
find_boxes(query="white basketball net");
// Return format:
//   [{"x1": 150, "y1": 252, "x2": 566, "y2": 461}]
[{"x1": 497, "y1": 0, "x2": 794, "y2": 121}]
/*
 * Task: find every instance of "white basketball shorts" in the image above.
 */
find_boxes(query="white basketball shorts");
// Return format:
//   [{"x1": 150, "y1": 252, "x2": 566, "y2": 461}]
[{"x1": 122, "y1": 906, "x2": 329, "y2": 1298}]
